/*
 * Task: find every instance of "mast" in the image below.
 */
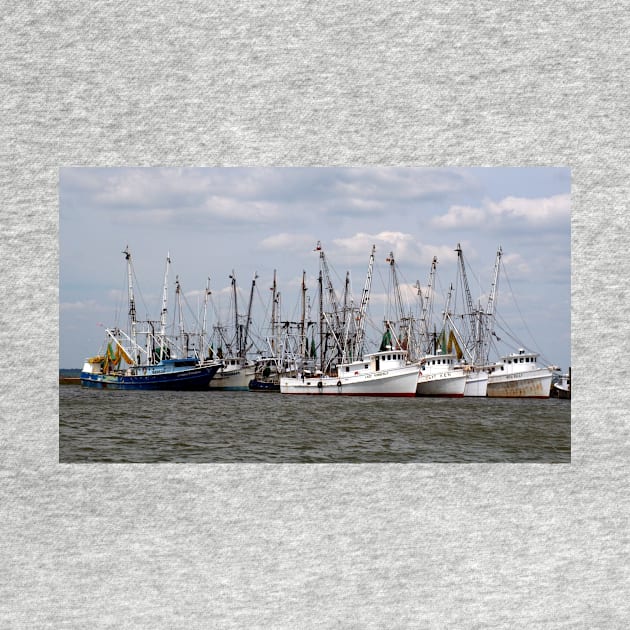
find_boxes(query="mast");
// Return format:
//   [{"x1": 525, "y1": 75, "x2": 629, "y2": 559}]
[
  {"x1": 158, "y1": 252, "x2": 170, "y2": 362},
  {"x1": 481, "y1": 246, "x2": 502, "y2": 363},
  {"x1": 343, "y1": 271, "x2": 350, "y2": 315},
  {"x1": 341, "y1": 270, "x2": 352, "y2": 362},
  {"x1": 442, "y1": 282, "x2": 453, "y2": 332},
  {"x1": 123, "y1": 246, "x2": 139, "y2": 363},
  {"x1": 270, "y1": 270, "x2": 278, "y2": 354},
  {"x1": 454, "y1": 243, "x2": 478, "y2": 358},
  {"x1": 419, "y1": 256, "x2": 438, "y2": 354},
  {"x1": 242, "y1": 271, "x2": 258, "y2": 360},
  {"x1": 229, "y1": 270, "x2": 239, "y2": 357},
  {"x1": 454, "y1": 243, "x2": 493, "y2": 364},
  {"x1": 386, "y1": 251, "x2": 405, "y2": 323},
  {"x1": 201, "y1": 277, "x2": 211, "y2": 359},
  {"x1": 318, "y1": 267, "x2": 324, "y2": 372},
  {"x1": 355, "y1": 244, "x2": 376, "y2": 360},
  {"x1": 300, "y1": 270, "x2": 307, "y2": 358},
  {"x1": 175, "y1": 275, "x2": 188, "y2": 357},
  {"x1": 317, "y1": 241, "x2": 342, "y2": 338},
  {"x1": 385, "y1": 250, "x2": 412, "y2": 353}
]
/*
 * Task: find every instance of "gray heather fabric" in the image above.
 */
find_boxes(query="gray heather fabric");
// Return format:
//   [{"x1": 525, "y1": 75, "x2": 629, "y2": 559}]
[{"x1": 1, "y1": 2, "x2": 627, "y2": 628}]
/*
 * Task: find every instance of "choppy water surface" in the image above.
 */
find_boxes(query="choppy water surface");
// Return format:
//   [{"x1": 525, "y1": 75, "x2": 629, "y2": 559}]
[{"x1": 59, "y1": 387, "x2": 570, "y2": 463}]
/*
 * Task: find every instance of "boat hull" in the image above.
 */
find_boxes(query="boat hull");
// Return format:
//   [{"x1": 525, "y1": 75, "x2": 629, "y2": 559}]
[
  {"x1": 280, "y1": 366, "x2": 419, "y2": 397},
  {"x1": 80, "y1": 364, "x2": 220, "y2": 391},
  {"x1": 248, "y1": 379, "x2": 280, "y2": 392},
  {"x1": 486, "y1": 369, "x2": 552, "y2": 398},
  {"x1": 208, "y1": 365, "x2": 255, "y2": 391},
  {"x1": 553, "y1": 383, "x2": 571, "y2": 399},
  {"x1": 416, "y1": 373, "x2": 467, "y2": 397},
  {"x1": 463, "y1": 371, "x2": 488, "y2": 397}
]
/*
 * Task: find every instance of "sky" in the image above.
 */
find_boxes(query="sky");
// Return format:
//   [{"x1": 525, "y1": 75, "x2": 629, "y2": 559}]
[{"x1": 59, "y1": 167, "x2": 571, "y2": 370}]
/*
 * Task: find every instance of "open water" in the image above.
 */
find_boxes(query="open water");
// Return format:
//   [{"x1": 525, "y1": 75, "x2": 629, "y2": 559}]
[{"x1": 59, "y1": 386, "x2": 570, "y2": 463}]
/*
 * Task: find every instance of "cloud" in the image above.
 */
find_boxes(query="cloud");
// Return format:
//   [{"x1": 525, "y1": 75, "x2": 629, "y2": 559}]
[
  {"x1": 258, "y1": 233, "x2": 318, "y2": 253},
  {"x1": 431, "y1": 205, "x2": 486, "y2": 229},
  {"x1": 370, "y1": 282, "x2": 424, "y2": 305},
  {"x1": 501, "y1": 252, "x2": 531, "y2": 276},
  {"x1": 333, "y1": 168, "x2": 478, "y2": 202},
  {"x1": 203, "y1": 196, "x2": 281, "y2": 222},
  {"x1": 487, "y1": 194, "x2": 570, "y2": 223},
  {"x1": 61, "y1": 168, "x2": 286, "y2": 226},
  {"x1": 60, "y1": 300, "x2": 100, "y2": 312},
  {"x1": 331, "y1": 231, "x2": 415, "y2": 263},
  {"x1": 432, "y1": 193, "x2": 570, "y2": 230}
]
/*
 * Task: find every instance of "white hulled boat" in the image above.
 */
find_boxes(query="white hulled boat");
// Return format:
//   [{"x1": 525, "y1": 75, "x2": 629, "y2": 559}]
[
  {"x1": 552, "y1": 369, "x2": 571, "y2": 399},
  {"x1": 452, "y1": 364, "x2": 488, "y2": 397},
  {"x1": 207, "y1": 270, "x2": 259, "y2": 391},
  {"x1": 415, "y1": 352, "x2": 467, "y2": 397},
  {"x1": 280, "y1": 349, "x2": 419, "y2": 397},
  {"x1": 208, "y1": 357, "x2": 256, "y2": 391},
  {"x1": 486, "y1": 349, "x2": 556, "y2": 398}
]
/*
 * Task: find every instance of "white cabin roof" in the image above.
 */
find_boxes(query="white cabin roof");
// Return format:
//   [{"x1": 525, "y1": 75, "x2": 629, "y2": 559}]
[{"x1": 499, "y1": 348, "x2": 538, "y2": 361}]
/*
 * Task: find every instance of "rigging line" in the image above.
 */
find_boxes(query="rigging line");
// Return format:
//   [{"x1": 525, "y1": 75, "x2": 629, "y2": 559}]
[
  {"x1": 457, "y1": 251, "x2": 488, "y2": 303},
  {"x1": 492, "y1": 311, "x2": 554, "y2": 365},
  {"x1": 391, "y1": 264, "x2": 416, "y2": 314},
  {"x1": 325, "y1": 256, "x2": 346, "y2": 296},
  {"x1": 493, "y1": 316, "x2": 528, "y2": 349},
  {"x1": 500, "y1": 265, "x2": 546, "y2": 357},
  {"x1": 112, "y1": 265, "x2": 127, "y2": 329},
  {"x1": 373, "y1": 263, "x2": 389, "y2": 321},
  {"x1": 129, "y1": 264, "x2": 150, "y2": 323},
  {"x1": 178, "y1": 288, "x2": 203, "y2": 328}
]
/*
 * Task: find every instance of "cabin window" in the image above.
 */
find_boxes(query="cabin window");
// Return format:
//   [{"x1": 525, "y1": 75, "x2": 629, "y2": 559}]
[
  {"x1": 364, "y1": 364, "x2": 368, "y2": 370},
  {"x1": 345, "y1": 366, "x2": 349, "y2": 372}
]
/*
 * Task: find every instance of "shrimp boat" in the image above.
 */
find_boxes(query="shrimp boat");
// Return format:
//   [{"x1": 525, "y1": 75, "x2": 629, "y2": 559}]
[
  {"x1": 415, "y1": 352, "x2": 467, "y2": 397},
  {"x1": 248, "y1": 357, "x2": 283, "y2": 392},
  {"x1": 552, "y1": 369, "x2": 571, "y2": 399},
  {"x1": 451, "y1": 244, "x2": 559, "y2": 397},
  {"x1": 280, "y1": 349, "x2": 420, "y2": 397},
  {"x1": 80, "y1": 352, "x2": 221, "y2": 390},
  {"x1": 207, "y1": 271, "x2": 257, "y2": 391},
  {"x1": 208, "y1": 356, "x2": 256, "y2": 391},
  {"x1": 485, "y1": 349, "x2": 556, "y2": 398},
  {"x1": 280, "y1": 244, "x2": 419, "y2": 396},
  {"x1": 456, "y1": 365, "x2": 489, "y2": 397},
  {"x1": 80, "y1": 248, "x2": 222, "y2": 390}
]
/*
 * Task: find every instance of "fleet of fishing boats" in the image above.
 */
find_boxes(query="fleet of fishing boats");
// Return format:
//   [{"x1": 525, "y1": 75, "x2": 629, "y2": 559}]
[{"x1": 79, "y1": 243, "x2": 568, "y2": 399}]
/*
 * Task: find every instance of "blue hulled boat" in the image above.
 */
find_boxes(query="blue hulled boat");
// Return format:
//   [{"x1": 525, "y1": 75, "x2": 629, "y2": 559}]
[
  {"x1": 80, "y1": 247, "x2": 222, "y2": 391},
  {"x1": 248, "y1": 378, "x2": 280, "y2": 392},
  {"x1": 80, "y1": 357, "x2": 221, "y2": 390}
]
